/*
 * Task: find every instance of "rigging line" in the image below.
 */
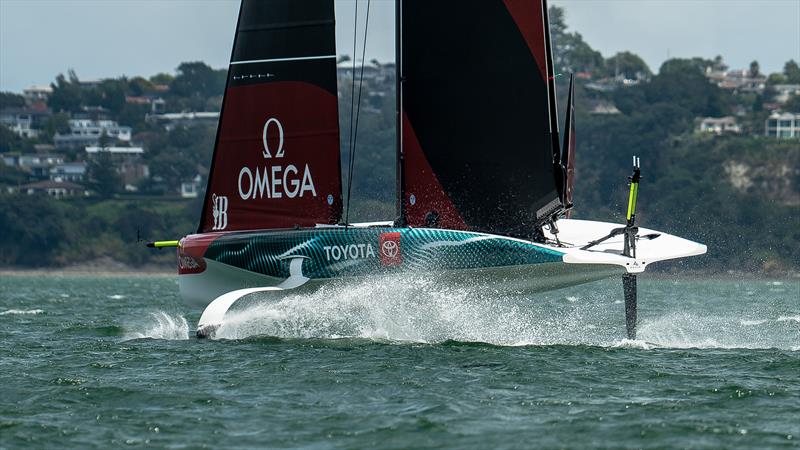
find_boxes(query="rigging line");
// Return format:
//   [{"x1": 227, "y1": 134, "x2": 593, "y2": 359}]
[
  {"x1": 345, "y1": 0, "x2": 358, "y2": 228},
  {"x1": 344, "y1": 0, "x2": 371, "y2": 228}
]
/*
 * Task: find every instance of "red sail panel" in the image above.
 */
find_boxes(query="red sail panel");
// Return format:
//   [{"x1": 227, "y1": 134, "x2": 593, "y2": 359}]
[
  {"x1": 198, "y1": 0, "x2": 341, "y2": 233},
  {"x1": 502, "y1": 0, "x2": 548, "y2": 81},
  {"x1": 402, "y1": 113, "x2": 466, "y2": 230},
  {"x1": 200, "y1": 82, "x2": 341, "y2": 232}
]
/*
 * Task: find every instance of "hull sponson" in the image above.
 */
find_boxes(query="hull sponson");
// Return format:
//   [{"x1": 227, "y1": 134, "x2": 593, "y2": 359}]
[{"x1": 179, "y1": 227, "x2": 624, "y2": 308}]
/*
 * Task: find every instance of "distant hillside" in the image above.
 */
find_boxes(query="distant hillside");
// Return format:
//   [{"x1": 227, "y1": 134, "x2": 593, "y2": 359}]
[{"x1": 1, "y1": 6, "x2": 798, "y2": 275}]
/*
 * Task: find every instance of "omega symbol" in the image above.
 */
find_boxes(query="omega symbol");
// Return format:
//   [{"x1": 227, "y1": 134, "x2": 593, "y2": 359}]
[{"x1": 262, "y1": 117, "x2": 285, "y2": 159}]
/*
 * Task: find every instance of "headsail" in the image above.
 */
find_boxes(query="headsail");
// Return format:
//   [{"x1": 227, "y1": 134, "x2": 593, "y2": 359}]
[
  {"x1": 398, "y1": 0, "x2": 564, "y2": 238},
  {"x1": 198, "y1": 0, "x2": 342, "y2": 233}
]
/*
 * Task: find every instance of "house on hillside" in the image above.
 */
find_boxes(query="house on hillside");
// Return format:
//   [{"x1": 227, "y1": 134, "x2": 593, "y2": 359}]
[
  {"x1": 765, "y1": 112, "x2": 800, "y2": 138},
  {"x1": 0, "y1": 106, "x2": 52, "y2": 139},
  {"x1": 590, "y1": 101, "x2": 621, "y2": 115},
  {"x1": 772, "y1": 84, "x2": 800, "y2": 105},
  {"x1": 147, "y1": 112, "x2": 219, "y2": 131},
  {"x1": 18, "y1": 180, "x2": 89, "y2": 198},
  {"x1": 54, "y1": 119, "x2": 132, "y2": 149},
  {"x1": 697, "y1": 116, "x2": 742, "y2": 135},
  {"x1": 126, "y1": 96, "x2": 166, "y2": 114},
  {"x1": 3, "y1": 153, "x2": 64, "y2": 168},
  {"x1": 23, "y1": 85, "x2": 53, "y2": 103},
  {"x1": 50, "y1": 162, "x2": 87, "y2": 183},
  {"x1": 716, "y1": 69, "x2": 767, "y2": 94},
  {"x1": 181, "y1": 174, "x2": 203, "y2": 198}
]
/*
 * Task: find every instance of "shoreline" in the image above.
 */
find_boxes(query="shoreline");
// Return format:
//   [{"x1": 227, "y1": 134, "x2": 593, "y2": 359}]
[{"x1": 0, "y1": 268, "x2": 175, "y2": 277}]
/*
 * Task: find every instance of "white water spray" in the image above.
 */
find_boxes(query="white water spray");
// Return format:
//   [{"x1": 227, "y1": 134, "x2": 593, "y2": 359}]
[
  {"x1": 122, "y1": 312, "x2": 190, "y2": 341},
  {"x1": 207, "y1": 276, "x2": 799, "y2": 350}
]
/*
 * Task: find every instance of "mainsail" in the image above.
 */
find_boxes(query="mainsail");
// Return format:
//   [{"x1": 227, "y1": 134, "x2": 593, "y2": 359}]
[
  {"x1": 198, "y1": 0, "x2": 342, "y2": 233},
  {"x1": 398, "y1": 0, "x2": 564, "y2": 238}
]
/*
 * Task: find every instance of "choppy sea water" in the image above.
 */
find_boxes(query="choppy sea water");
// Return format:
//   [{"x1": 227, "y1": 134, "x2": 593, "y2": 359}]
[{"x1": 0, "y1": 275, "x2": 797, "y2": 449}]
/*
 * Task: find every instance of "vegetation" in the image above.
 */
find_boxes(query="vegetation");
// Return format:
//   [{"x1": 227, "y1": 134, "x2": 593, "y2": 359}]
[{"x1": 0, "y1": 8, "x2": 797, "y2": 274}]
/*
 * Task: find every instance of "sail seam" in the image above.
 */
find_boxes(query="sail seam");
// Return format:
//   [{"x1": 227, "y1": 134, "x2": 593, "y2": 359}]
[
  {"x1": 238, "y1": 20, "x2": 334, "y2": 32},
  {"x1": 230, "y1": 55, "x2": 336, "y2": 65}
]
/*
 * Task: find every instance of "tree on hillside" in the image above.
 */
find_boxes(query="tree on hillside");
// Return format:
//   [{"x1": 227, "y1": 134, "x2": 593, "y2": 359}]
[
  {"x1": 784, "y1": 60, "x2": 800, "y2": 83},
  {"x1": 0, "y1": 124, "x2": 35, "y2": 153},
  {"x1": 0, "y1": 195, "x2": 68, "y2": 266},
  {"x1": 128, "y1": 76, "x2": 155, "y2": 96},
  {"x1": 48, "y1": 70, "x2": 83, "y2": 113},
  {"x1": 170, "y1": 62, "x2": 226, "y2": 99},
  {"x1": 87, "y1": 147, "x2": 121, "y2": 197},
  {"x1": 149, "y1": 73, "x2": 174, "y2": 85},
  {"x1": 97, "y1": 79, "x2": 127, "y2": 114},
  {"x1": 0, "y1": 92, "x2": 26, "y2": 109},
  {"x1": 785, "y1": 94, "x2": 800, "y2": 113},
  {"x1": 605, "y1": 51, "x2": 651, "y2": 79},
  {"x1": 40, "y1": 112, "x2": 71, "y2": 140},
  {"x1": 616, "y1": 58, "x2": 732, "y2": 117},
  {"x1": 749, "y1": 60, "x2": 760, "y2": 78},
  {"x1": 0, "y1": 161, "x2": 26, "y2": 186}
]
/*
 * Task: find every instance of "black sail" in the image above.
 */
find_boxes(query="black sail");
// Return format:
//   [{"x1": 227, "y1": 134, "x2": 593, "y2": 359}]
[{"x1": 399, "y1": 0, "x2": 564, "y2": 238}]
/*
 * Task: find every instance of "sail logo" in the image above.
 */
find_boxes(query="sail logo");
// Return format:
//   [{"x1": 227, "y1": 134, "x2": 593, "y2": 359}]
[
  {"x1": 238, "y1": 117, "x2": 317, "y2": 201},
  {"x1": 379, "y1": 232, "x2": 402, "y2": 266},
  {"x1": 211, "y1": 194, "x2": 228, "y2": 230}
]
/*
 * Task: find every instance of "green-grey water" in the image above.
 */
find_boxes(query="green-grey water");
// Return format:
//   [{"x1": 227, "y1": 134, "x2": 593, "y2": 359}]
[{"x1": 0, "y1": 275, "x2": 798, "y2": 449}]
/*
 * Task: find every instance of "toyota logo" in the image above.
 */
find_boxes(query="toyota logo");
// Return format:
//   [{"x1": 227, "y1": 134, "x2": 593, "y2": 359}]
[{"x1": 382, "y1": 240, "x2": 399, "y2": 258}]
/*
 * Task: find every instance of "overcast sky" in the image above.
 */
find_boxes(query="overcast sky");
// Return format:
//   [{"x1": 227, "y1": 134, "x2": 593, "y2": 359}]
[{"x1": 1, "y1": 0, "x2": 798, "y2": 93}]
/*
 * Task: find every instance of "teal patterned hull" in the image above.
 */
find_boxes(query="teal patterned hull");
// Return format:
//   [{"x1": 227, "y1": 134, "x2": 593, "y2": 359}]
[
  {"x1": 179, "y1": 227, "x2": 623, "y2": 308},
  {"x1": 205, "y1": 227, "x2": 563, "y2": 278}
]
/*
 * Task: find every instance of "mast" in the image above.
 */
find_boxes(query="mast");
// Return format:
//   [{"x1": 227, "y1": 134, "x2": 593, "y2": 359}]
[
  {"x1": 395, "y1": 0, "x2": 405, "y2": 226},
  {"x1": 543, "y1": 0, "x2": 565, "y2": 208}
]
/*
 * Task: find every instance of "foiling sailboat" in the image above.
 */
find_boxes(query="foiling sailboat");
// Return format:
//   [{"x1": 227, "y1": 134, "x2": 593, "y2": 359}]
[{"x1": 151, "y1": 0, "x2": 706, "y2": 339}]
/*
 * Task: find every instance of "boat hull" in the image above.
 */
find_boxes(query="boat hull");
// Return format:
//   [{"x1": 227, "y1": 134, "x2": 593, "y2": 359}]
[{"x1": 178, "y1": 226, "x2": 624, "y2": 309}]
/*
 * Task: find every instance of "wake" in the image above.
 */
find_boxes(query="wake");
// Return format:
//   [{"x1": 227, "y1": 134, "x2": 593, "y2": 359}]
[{"x1": 207, "y1": 275, "x2": 798, "y2": 351}]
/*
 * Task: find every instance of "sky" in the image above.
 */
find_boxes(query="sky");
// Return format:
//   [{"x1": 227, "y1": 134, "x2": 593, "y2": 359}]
[{"x1": 1, "y1": 0, "x2": 798, "y2": 93}]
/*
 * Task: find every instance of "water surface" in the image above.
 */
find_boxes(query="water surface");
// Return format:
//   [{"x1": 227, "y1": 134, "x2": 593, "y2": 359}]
[{"x1": 1, "y1": 275, "x2": 797, "y2": 448}]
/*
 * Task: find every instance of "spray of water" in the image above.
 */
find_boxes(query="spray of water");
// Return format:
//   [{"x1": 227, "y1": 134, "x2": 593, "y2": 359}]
[
  {"x1": 0, "y1": 309, "x2": 44, "y2": 316},
  {"x1": 209, "y1": 275, "x2": 799, "y2": 350},
  {"x1": 122, "y1": 312, "x2": 190, "y2": 341},
  {"x1": 214, "y1": 274, "x2": 617, "y2": 345}
]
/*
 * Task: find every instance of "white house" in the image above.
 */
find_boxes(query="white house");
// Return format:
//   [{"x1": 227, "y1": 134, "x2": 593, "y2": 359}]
[
  {"x1": 773, "y1": 84, "x2": 800, "y2": 105},
  {"x1": 698, "y1": 116, "x2": 741, "y2": 135},
  {"x1": 19, "y1": 180, "x2": 89, "y2": 198},
  {"x1": 147, "y1": 112, "x2": 219, "y2": 131},
  {"x1": 23, "y1": 85, "x2": 53, "y2": 103},
  {"x1": 54, "y1": 119, "x2": 132, "y2": 149},
  {"x1": 765, "y1": 112, "x2": 800, "y2": 138},
  {"x1": 50, "y1": 162, "x2": 87, "y2": 183}
]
